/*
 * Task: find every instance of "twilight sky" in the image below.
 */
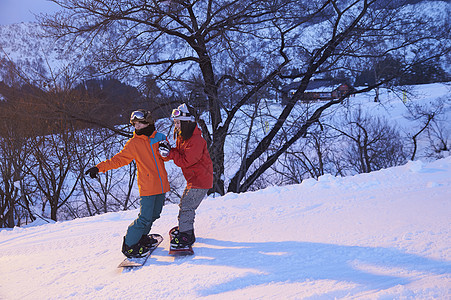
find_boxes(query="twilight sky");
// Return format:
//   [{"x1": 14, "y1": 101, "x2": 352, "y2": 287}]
[{"x1": 0, "y1": 0, "x2": 61, "y2": 25}]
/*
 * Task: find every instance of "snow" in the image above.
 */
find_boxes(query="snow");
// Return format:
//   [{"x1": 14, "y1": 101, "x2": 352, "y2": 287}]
[{"x1": 1, "y1": 157, "x2": 450, "y2": 299}]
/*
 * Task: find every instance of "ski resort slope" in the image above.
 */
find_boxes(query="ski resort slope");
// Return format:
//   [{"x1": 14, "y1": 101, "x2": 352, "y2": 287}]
[{"x1": 0, "y1": 157, "x2": 450, "y2": 299}]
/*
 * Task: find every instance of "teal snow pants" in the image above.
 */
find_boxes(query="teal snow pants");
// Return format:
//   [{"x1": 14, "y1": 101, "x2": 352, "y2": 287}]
[{"x1": 124, "y1": 193, "x2": 165, "y2": 247}]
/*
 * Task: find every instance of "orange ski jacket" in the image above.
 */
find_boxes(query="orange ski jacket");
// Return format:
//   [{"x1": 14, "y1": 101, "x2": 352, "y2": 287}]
[{"x1": 96, "y1": 131, "x2": 170, "y2": 196}]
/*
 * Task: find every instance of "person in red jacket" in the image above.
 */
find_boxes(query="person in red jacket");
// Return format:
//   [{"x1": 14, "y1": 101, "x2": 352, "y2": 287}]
[
  {"x1": 85, "y1": 109, "x2": 170, "y2": 258},
  {"x1": 158, "y1": 103, "x2": 213, "y2": 249}
]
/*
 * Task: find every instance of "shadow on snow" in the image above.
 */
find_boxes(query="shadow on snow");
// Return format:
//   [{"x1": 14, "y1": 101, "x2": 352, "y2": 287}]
[{"x1": 177, "y1": 238, "x2": 451, "y2": 297}]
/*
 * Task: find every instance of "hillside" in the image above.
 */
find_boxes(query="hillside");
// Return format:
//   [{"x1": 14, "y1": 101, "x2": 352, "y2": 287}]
[
  {"x1": 1, "y1": 1, "x2": 449, "y2": 84},
  {"x1": 0, "y1": 157, "x2": 450, "y2": 299}
]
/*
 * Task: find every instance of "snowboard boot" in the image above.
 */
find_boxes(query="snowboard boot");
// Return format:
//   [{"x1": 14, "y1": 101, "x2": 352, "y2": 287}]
[
  {"x1": 169, "y1": 226, "x2": 179, "y2": 237},
  {"x1": 139, "y1": 234, "x2": 158, "y2": 248},
  {"x1": 170, "y1": 229, "x2": 195, "y2": 249},
  {"x1": 121, "y1": 237, "x2": 150, "y2": 258}
]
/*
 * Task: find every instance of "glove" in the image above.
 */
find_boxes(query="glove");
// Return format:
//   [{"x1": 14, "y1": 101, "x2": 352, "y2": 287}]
[
  {"x1": 159, "y1": 140, "x2": 171, "y2": 157},
  {"x1": 85, "y1": 167, "x2": 99, "y2": 179}
]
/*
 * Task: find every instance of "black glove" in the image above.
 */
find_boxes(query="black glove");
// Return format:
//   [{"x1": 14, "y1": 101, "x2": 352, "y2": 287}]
[
  {"x1": 159, "y1": 141, "x2": 171, "y2": 157},
  {"x1": 85, "y1": 167, "x2": 99, "y2": 179}
]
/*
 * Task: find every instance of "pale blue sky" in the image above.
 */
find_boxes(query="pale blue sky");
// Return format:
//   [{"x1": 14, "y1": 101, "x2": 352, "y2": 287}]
[{"x1": 0, "y1": 0, "x2": 61, "y2": 25}]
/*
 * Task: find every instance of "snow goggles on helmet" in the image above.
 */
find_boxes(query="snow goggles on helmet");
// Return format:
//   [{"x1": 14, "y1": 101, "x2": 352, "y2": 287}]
[
  {"x1": 171, "y1": 109, "x2": 194, "y2": 121},
  {"x1": 171, "y1": 109, "x2": 186, "y2": 118},
  {"x1": 130, "y1": 110, "x2": 147, "y2": 124}
]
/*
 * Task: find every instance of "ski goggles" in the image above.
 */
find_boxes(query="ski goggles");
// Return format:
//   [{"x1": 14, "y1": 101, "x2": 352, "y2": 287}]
[
  {"x1": 171, "y1": 108, "x2": 195, "y2": 120},
  {"x1": 130, "y1": 110, "x2": 147, "y2": 123},
  {"x1": 171, "y1": 109, "x2": 187, "y2": 118}
]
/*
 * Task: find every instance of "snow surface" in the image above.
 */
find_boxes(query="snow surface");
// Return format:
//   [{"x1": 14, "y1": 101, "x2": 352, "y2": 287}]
[{"x1": 0, "y1": 157, "x2": 450, "y2": 299}]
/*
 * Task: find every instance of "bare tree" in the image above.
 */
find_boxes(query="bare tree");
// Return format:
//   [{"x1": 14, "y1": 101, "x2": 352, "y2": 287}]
[
  {"x1": 228, "y1": 0, "x2": 449, "y2": 191},
  {"x1": 40, "y1": 0, "x2": 320, "y2": 194},
  {"x1": 426, "y1": 117, "x2": 450, "y2": 160},
  {"x1": 41, "y1": 0, "x2": 450, "y2": 194},
  {"x1": 329, "y1": 107, "x2": 407, "y2": 174},
  {"x1": 25, "y1": 123, "x2": 82, "y2": 221},
  {"x1": 0, "y1": 110, "x2": 35, "y2": 227},
  {"x1": 76, "y1": 128, "x2": 139, "y2": 217},
  {"x1": 0, "y1": 63, "x2": 46, "y2": 227},
  {"x1": 0, "y1": 52, "x2": 143, "y2": 224},
  {"x1": 405, "y1": 96, "x2": 448, "y2": 161},
  {"x1": 277, "y1": 126, "x2": 333, "y2": 183}
]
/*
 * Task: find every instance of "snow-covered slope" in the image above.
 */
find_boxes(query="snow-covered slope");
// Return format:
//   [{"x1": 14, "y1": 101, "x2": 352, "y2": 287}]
[{"x1": 0, "y1": 157, "x2": 450, "y2": 299}]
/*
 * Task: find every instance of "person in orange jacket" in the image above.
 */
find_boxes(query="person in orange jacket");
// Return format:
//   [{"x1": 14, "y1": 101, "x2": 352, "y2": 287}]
[
  {"x1": 158, "y1": 103, "x2": 213, "y2": 249},
  {"x1": 85, "y1": 109, "x2": 170, "y2": 258}
]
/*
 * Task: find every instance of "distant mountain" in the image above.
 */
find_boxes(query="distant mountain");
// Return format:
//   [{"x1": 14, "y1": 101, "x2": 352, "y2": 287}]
[
  {"x1": 0, "y1": 22, "x2": 93, "y2": 86},
  {"x1": 0, "y1": 0, "x2": 449, "y2": 86}
]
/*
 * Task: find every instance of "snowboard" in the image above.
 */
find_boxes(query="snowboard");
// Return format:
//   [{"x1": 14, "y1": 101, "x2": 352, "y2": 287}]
[
  {"x1": 118, "y1": 233, "x2": 163, "y2": 268},
  {"x1": 168, "y1": 226, "x2": 194, "y2": 256}
]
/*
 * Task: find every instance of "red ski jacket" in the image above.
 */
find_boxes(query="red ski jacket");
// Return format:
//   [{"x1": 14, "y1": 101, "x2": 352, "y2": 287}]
[{"x1": 166, "y1": 126, "x2": 213, "y2": 189}]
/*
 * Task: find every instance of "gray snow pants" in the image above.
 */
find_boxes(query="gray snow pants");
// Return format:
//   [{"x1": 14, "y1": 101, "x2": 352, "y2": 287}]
[{"x1": 178, "y1": 188, "x2": 208, "y2": 233}]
